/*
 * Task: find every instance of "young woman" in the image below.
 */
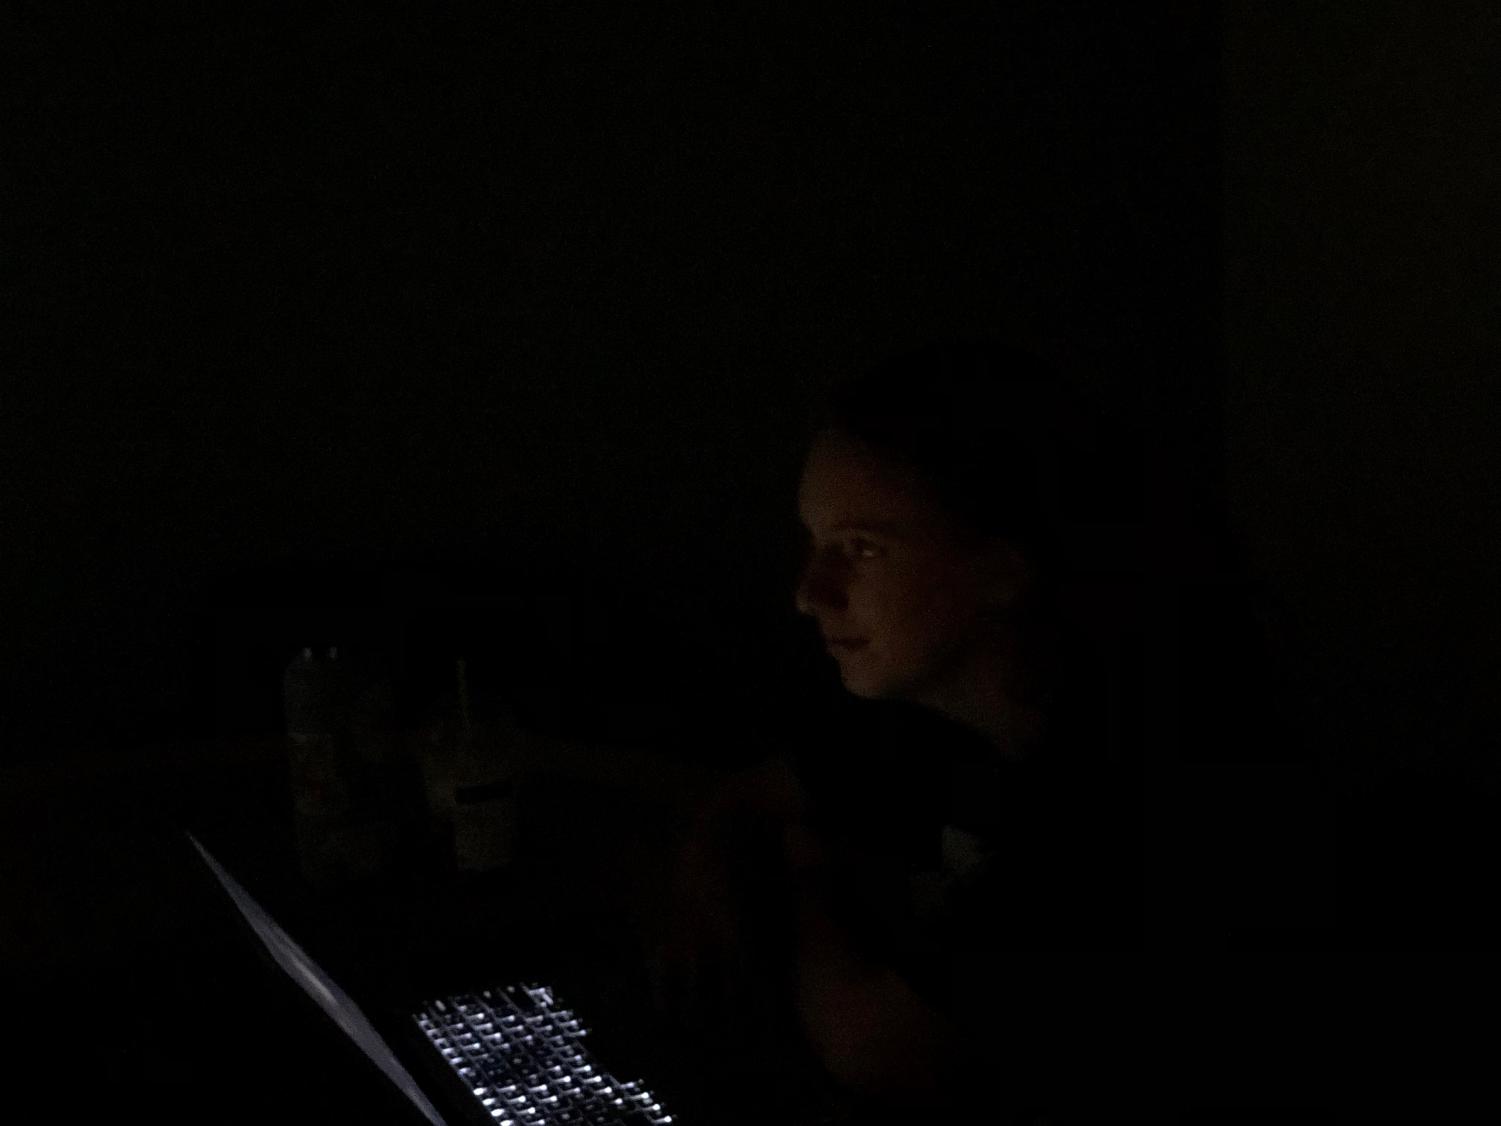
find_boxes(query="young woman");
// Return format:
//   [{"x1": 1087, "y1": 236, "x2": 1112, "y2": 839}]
[{"x1": 654, "y1": 339, "x2": 1148, "y2": 1121}]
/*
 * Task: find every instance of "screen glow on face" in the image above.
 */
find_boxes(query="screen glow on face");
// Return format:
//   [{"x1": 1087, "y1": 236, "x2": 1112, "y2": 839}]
[{"x1": 796, "y1": 431, "x2": 992, "y2": 701}]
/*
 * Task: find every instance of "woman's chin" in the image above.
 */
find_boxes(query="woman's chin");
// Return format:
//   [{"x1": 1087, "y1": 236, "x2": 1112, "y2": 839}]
[
  {"x1": 834, "y1": 650, "x2": 932, "y2": 701},
  {"x1": 840, "y1": 661, "x2": 952, "y2": 709},
  {"x1": 837, "y1": 666, "x2": 895, "y2": 700}
]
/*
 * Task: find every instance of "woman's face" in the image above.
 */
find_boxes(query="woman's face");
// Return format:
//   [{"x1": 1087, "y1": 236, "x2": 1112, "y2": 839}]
[{"x1": 794, "y1": 429, "x2": 1021, "y2": 703}]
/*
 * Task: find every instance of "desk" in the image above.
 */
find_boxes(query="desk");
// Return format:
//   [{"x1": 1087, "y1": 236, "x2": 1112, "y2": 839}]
[
  {"x1": 2, "y1": 727, "x2": 723, "y2": 972},
  {"x1": 5, "y1": 731, "x2": 865, "y2": 1124},
  {"x1": 4, "y1": 729, "x2": 796, "y2": 1121}
]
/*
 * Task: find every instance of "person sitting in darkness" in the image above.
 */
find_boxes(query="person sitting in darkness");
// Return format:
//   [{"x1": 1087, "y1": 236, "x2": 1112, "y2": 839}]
[{"x1": 653, "y1": 338, "x2": 1147, "y2": 1122}]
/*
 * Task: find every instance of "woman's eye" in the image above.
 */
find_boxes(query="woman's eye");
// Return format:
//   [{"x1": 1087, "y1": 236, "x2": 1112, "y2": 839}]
[{"x1": 845, "y1": 538, "x2": 882, "y2": 560}]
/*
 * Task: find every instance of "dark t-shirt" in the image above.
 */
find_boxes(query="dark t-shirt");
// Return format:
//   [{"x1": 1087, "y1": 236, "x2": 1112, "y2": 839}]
[{"x1": 784, "y1": 692, "x2": 1144, "y2": 1114}]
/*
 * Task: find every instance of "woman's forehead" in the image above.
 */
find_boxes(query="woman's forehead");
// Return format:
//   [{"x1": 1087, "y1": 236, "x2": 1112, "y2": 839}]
[{"x1": 798, "y1": 431, "x2": 947, "y2": 531}]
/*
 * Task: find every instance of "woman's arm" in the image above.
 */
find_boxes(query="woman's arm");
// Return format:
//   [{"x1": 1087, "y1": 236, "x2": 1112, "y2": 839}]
[
  {"x1": 657, "y1": 753, "x2": 966, "y2": 1097},
  {"x1": 649, "y1": 753, "x2": 816, "y2": 1030},
  {"x1": 782, "y1": 823, "x2": 966, "y2": 1100}
]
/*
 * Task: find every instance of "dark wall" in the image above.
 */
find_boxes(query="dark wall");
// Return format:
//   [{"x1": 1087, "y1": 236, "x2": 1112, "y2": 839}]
[
  {"x1": 1222, "y1": 3, "x2": 1500, "y2": 947},
  {"x1": 5, "y1": 3, "x2": 1221, "y2": 760},
  {"x1": 1223, "y1": 3, "x2": 1498, "y2": 785}
]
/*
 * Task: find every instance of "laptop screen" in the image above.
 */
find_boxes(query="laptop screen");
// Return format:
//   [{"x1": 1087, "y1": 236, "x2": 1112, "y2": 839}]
[{"x1": 189, "y1": 835, "x2": 451, "y2": 1126}]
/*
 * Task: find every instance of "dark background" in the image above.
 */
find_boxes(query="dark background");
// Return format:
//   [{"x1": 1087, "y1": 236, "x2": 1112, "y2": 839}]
[
  {"x1": 2, "y1": 0, "x2": 1498, "y2": 1106},
  {"x1": 6, "y1": 2, "x2": 1221, "y2": 756}
]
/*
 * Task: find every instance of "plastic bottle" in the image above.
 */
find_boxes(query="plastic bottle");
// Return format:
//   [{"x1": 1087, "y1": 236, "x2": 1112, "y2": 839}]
[
  {"x1": 451, "y1": 710, "x2": 521, "y2": 873},
  {"x1": 283, "y1": 646, "x2": 389, "y2": 884},
  {"x1": 284, "y1": 647, "x2": 350, "y2": 812},
  {"x1": 420, "y1": 658, "x2": 520, "y2": 873}
]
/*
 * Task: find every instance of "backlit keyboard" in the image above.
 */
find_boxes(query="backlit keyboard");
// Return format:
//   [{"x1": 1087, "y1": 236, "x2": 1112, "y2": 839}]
[{"x1": 414, "y1": 983, "x2": 675, "y2": 1125}]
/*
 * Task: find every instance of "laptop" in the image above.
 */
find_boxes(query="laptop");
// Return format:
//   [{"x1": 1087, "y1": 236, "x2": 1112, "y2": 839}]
[{"x1": 188, "y1": 833, "x2": 682, "y2": 1126}]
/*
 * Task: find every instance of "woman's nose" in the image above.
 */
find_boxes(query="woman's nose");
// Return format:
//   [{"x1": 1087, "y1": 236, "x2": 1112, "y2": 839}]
[{"x1": 794, "y1": 550, "x2": 847, "y2": 616}]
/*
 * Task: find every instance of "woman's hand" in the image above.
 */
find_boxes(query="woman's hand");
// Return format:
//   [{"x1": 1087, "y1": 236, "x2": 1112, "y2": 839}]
[
  {"x1": 649, "y1": 814, "x2": 753, "y2": 1035},
  {"x1": 648, "y1": 757, "x2": 811, "y2": 1036},
  {"x1": 786, "y1": 828, "x2": 961, "y2": 1100}
]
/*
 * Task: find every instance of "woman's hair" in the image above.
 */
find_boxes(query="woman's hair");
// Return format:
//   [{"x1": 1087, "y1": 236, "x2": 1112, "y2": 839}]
[{"x1": 816, "y1": 337, "x2": 1111, "y2": 575}]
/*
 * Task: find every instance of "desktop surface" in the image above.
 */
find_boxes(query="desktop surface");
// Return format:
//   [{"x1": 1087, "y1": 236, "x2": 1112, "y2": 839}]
[{"x1": 5, "y1": 732, "x2": 842, "y2": 1124}]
